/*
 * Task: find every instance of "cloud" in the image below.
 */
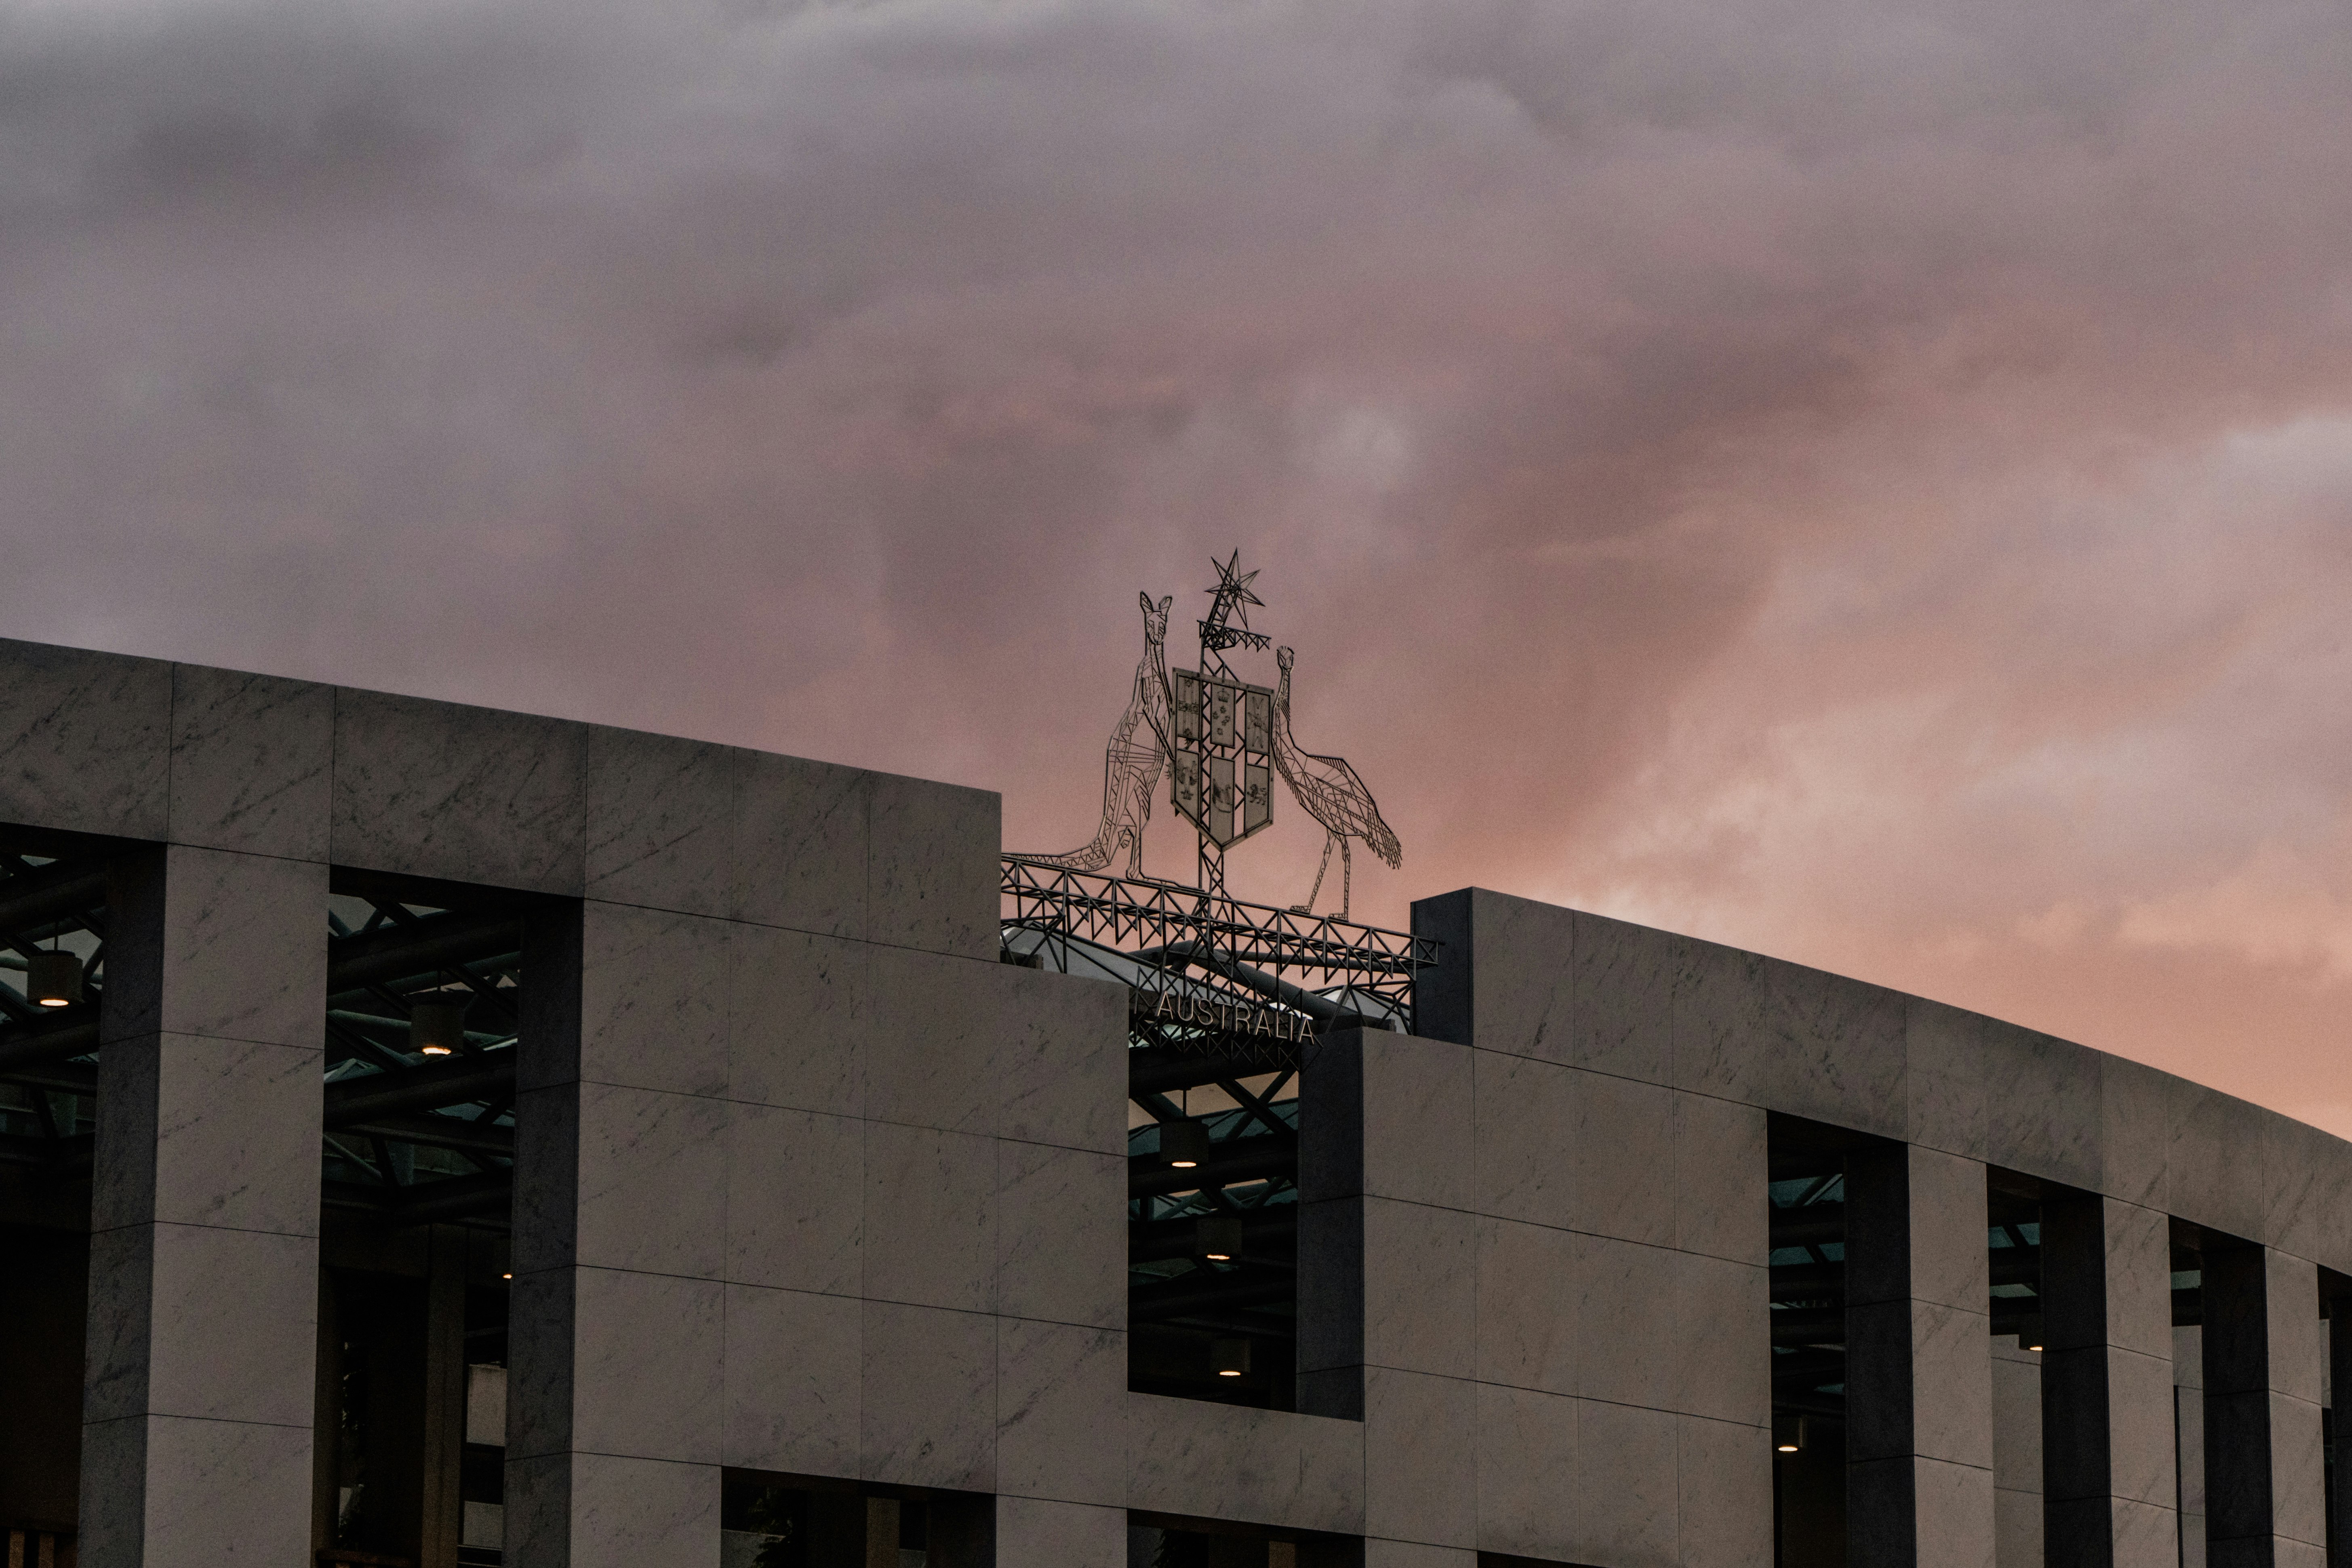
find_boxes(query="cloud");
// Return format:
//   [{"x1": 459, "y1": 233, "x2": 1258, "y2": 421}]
[{"x1": 5, "y1": 0, "x2": 2352, "y2": 1125}]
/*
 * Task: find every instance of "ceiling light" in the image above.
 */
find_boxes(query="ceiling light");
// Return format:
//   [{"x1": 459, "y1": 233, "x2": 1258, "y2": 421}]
[
  {"x1": 1772, "y1": 1414, "x2": 1805, "y2": 1454},
  {"x1": 1196, "y1": 1215, "x2": 1243, "y2": 1263},
  {"x1": 1212, "y1": 1338, "x2": 1251, "y2": 1379},
  {"x1": 2019, "y1": 1314, "x2": 2044, "y2": 1353},
  {"x1": 411, "y1": 999, "x2": 467, "y2": 1058},
  {"x1": 1160, "y1": 1119, "x2": 1211, "y2": 1169},
  {"x1": 27, "y1": 950, "x2": 81, "y2": 1008}
]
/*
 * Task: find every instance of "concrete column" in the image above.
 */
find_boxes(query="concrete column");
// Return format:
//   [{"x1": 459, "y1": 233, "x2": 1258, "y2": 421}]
[
  {"x1": 1845, "y1": 1144, "x2": 1996, "y2": 1568},
  {"x1": 2038, "y1": 1195, "x2": 2177, "y2": 1566},
  {"x1": 2329, "y1": 1300, "x2": 2352, "y2": 1566},
  {"x1": 2200, "y1": 1244, "x2": 2324, "y2": 1566},
  {"x1": 81, "y1": 845, "x2": 328, "y2": 1565}
]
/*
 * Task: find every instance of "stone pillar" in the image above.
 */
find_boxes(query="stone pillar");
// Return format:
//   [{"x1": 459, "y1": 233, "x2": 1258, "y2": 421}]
[
  {"x1": 81, "y1": 845, "x2": 328, "y2": 1565},
  {"x1": 2037, "y1": 1195, "x2": 2176, "y2": 1566},
  {"x1": 505, "y1": 899, "x2": 724, "y2": 1567},
  {"x1": 1845, "y1": 1144, "x2": 1996, "y2": 1568},
  {"x1": 2200, "y1": 1244, "x2": 2324, "y2": 1565}
]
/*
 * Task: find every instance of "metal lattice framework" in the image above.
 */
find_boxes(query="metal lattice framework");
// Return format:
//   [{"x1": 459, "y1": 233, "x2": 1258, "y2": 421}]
[{"x1": 1002, "y1": 858, "x2": 1432, "y2": 1051}]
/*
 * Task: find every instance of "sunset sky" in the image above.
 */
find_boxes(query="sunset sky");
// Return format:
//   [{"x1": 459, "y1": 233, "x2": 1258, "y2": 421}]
[{"x1": 6, "y1": 0, "x2": 2352, "y2": 1130}]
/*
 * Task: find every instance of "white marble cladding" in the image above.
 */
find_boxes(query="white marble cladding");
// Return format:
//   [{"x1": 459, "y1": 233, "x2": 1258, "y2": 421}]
[
  {"x1": 0, "y1": 638, "x2": 1002, "y2": 956},
  {"x1": 1300, "y1": 1026, "x2": 1772, "y2": 1566},
  {"x1": 1412, "y1": 886, "x2": 2352, "y2": 1279}
]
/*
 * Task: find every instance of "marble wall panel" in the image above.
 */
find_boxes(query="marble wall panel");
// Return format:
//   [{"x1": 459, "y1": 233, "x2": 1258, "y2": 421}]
[
  {"x1": 583, "y1": 726, "x2": 733, "y2": 917},
  {"x1": 1912, "y1": 1301, "x2": 1996, "y2": 1471},
  {"x1": 725, "y1": 1103, "x2": 862, "y2": 1296},
  {"x1": 865, "y1": 946, "x2": 996, "y2": 1135},
  {"x1": 562, "y1": 1452, "x2": 720, "y2": 1568},
  {"x1": 861, "y1": 1301, "x2": 996, "y2": 1492},
  {"x1": 331, "y1": 688, "x2": 587, "y2": 893},
  {"x1": 1569, "y1": 1398, "x2": 1680, "y2": 1568},
  {"x1": 995, "y1": 1497, "x2": 1124, "y2": 1568},
  {"x1": 726, "y1": 924, "x2": 866, "y2": 1117},
  {"x1": 1572, "y1": 1233, "x2": 1689, "y2": 1413},
  {"x1": 2168, "y1": 1086, "x2": 2268, "y2": 1246},
  {"x1": 1911, "y1": 1457, "x2": 1997, "y2": 1568},
  {"x1": 724, "y1": 1279, "x2": 865, "y2": 1476},
  {"x1": 133, "y1": 1414, "x2": 314, "y2": 1567},
  {"x1": 730, "y1": 749, "x2": 870, "y2": 939},
  {"x1": 104, "y1": 1033, "x2": 320, "y2": 1236},
  {"x1": 578, "y1": 902, "x2": 730, "y2": 1097},
  {"x1": 572, "y1": 1082, "x2": 726, "y2": 1279},
  {"x1": 2261, "y1": 1115, "x2": 2340, "y2": 1270},
  {"x1": 1673, "y1": 943, "x2": 1908, "y2": 1135},
  {"x1": 862, "y1": 1122, "x2": 995, "y2": 1313},
  {"x1": 1908, "y1": 1145, "x2": 1991, "y2": 1314},
  {"x1": 1428, "y1": 888, "x2": 1575, "y2": 1062},
  {"x1": 0, "y1": 637, "x2": 171, "y2": 839},
  {"x1": 1362, "y1": 1368, "x2": 1476, "y2": 1549},
  {"x1": 1673, "y1": 1092, "x2": 1768, "y2": 1265},
  {"x1": 1361, "y1": 1198, "x2": 1475, "y2": 1378},
  {"x1": 995, "y1": 1140, "x2": 1123, "y2": 1329},
  {"x1": 1472, "y1": 1382, "x2": 1578, "y2": 1560},
  {"x1": 1570, "y1": 909, "x2": 1675, "y2": 1084},
  {"x1": 137, "y1": 1224, "x2": 318, "y2": 1427},
  {"x1": 568, "y1": 1267, "x2": 723, "y2": 1464},
  {"x1": 1673, "y1": 1252, "x2": 1772, "y2": 1426},
  {"x1": 1470, "y1": 1048, "x2": 1575, "y2": 1230},
  {"x1": 167, "y1": 664, "x2": 332, "y2": 859},
  {"x1": 1981, "y1": 1023, "x2": 2101, "y2": 1194},
  {"x1": 1572, "y1": 1070, "x2": 1676, "y2": 1246},
  {"x1": 868, "y1": 770, "x2": 998, "y2": 960},
  {"x1": 1360, "y1": 1031, "x2": 1474, "y2": 1211},
  {"x1": 994, "y1": 966, "x2": 1128, "y2": 1155},
  {"x1": 2097, "y1": 1055, "x2": 2172, "y2": 1215},
  {"x1": 106, "y1": 846, "x2": 327, "y2": 1048},
  {"x1": 721, "y1": 1283, "x2": 859, "y2": 1478},
  {"x1": 1123, "y1": 1393, "x2": 1365, "y2": 1537},
  {"x1": 1903, "y1": 998, "x2": 1991, "y2": 1164},
  {"x1": 1474, "y1": 1217, "x2": 1578, "y2": 1397},
  {"x1": 994, "y1": 1317, "x2": 1124, "y2": 1506},
  {"x1": 1676, "y1": 1412, "x2": 1773, "y2": 1568}
]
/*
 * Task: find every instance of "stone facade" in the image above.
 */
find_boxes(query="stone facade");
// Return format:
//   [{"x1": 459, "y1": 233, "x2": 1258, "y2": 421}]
[{"x1": 0, "y1": 637, "x2": 2349, "y2": 1566}]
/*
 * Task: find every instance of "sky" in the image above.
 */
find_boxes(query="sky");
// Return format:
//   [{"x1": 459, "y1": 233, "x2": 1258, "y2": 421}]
[{"x1": 5, "y1": 0, "x2": 2352, "y2": 1130}]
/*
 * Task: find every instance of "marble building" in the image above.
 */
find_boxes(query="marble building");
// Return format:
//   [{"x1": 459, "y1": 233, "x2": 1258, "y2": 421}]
[{"x1": 0, "y1": 634, "x2": 2349, "y2": 1568}]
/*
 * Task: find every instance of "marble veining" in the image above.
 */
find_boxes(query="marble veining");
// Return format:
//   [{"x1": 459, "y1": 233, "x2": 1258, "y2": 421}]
[
  {"x1": 568, "y1": 1268, "x2": 724, "y2": 1463},
  {"x1": 584, "y1": 726, "x2": 733, "y2": 917},
  {"x1": 579, "y1": 903, "x2": 731, "y2": 1097},
  {"x1": 331, "y1": 688, "x2": 587, "y2": 894},
  {"x1": 994, "y1": 1317, "x2": 1124, "y2": 1505},
  {"x1": 167, "y1": 665, "x2": 332, "y2": 859},
  {"x1": 726, "y1": 924, "x2": 866, "y2": 1117},
  {"x1": 0, "y1": 639, "x2": 171, "y2": 839},
  {"x1": 725, "y1": 1104, "x2": 862, "y2": 1296},
  {"x1": 731, "y1": 750, "x2": 869, "y2": 939},
  {"x1": 861, "y1": 1122, "x2": 996, "y2": 1313},
  {"x1": 994, "y1": 1141, "x2": 1123, "y2": 1330},
  {"x1": 722, "y1": 1283, "x2": 859, "y2": 1476},
  {"x1": 868, "y1": 771, "x2": 996, "y2": 960},
  {"x1": 860, "y1": 1301, "x2": 996, "y2": 1491},
  {"x1": 572, "y1": 1083, "x2": 727, "y2": 1279}
]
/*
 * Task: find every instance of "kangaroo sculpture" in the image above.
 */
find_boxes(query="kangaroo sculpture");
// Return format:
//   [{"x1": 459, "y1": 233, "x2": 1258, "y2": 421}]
[{"x1": 1018, "y1": 593, "x2": 1175, "y2": 878}]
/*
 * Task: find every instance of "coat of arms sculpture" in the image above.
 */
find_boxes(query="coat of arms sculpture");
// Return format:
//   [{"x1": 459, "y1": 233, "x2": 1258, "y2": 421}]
[{"x1": 1017, "y1": 551, "x2": 1400, "y2": 920}]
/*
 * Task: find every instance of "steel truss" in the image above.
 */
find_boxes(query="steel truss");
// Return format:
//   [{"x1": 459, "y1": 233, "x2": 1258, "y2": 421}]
[{"x1": 1002, "y1": 859, "x2": 1433, "y2": 1062}]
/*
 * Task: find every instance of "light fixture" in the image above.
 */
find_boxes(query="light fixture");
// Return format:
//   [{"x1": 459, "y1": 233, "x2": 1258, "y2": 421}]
[
  {"x1": 411, "y1": 999, "x2": 467, "y2": 1057},
  {"x1": 27, "y1": 949, "x2": 81, "y2": 1008},
  {"x1": 1772, "y1": 1413, "x2": 1806, "y2": 1454},
  {"x1": 1212, "y1": 1338, "x2": 1251, "y2": 1379},
  {"x1": 1196, "y1": 1215, "x2": 1244, "y2": 1264},
  {"x1": 2018, "y1": 1314, "x2": 2044, "y2": 1353},
  {"x1": 1160, "y1": 1119, "x2": 1211, "y2": 1169},
  {"x1": 501, "y1": 1272, "x2": 513, "y2": 1280}
]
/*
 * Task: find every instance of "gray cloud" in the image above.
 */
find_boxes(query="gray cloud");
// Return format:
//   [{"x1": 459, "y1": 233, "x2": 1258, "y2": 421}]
[{"x1": 6, "y1": 0, "x2": 2352, "y2": 1121}]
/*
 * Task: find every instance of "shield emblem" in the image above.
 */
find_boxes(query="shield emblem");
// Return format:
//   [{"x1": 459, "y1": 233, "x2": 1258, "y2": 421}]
[{"x1": 1171, "y1": 669, "x2": 1275, "y2": 847}]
